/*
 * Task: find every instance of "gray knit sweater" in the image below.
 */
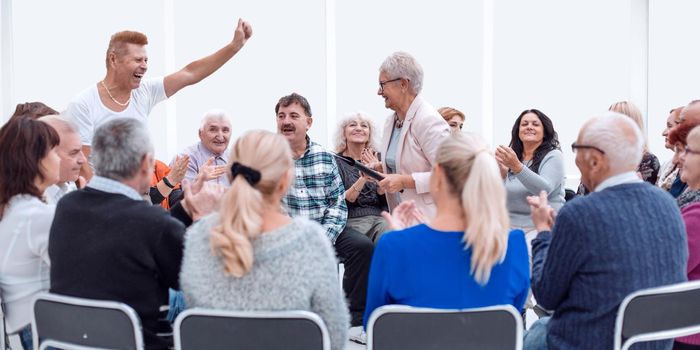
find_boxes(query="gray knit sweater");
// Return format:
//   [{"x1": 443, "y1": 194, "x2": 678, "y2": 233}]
[
  {"x1": 505, "y1": 149, "x2": 565, "y2": 228},
  {"x1": 180, "y1": 215, "x2": 349, "y2": 350}
]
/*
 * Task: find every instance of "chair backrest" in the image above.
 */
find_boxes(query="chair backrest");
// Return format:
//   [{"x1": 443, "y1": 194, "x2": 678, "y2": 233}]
[
  {"x1": 32, "y1": 292, "x2": 144, "y2": 350},
  {"x1": 367, "y1": 304, "x2": 523, "y2": 350},
  {"x1": 174, "y1": 309, "x2": 330, "y2": 350},
  {"x1": 615, "y1": 280, "x2": 700, "y2": 350}
]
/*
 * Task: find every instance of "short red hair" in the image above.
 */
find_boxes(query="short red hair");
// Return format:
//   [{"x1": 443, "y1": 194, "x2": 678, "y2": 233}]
[
  {"x1": 669, "y1": 119, "x2": 700, "y2": 146},
  {"x1": 105, "y1": 31, "x2": 148, "y2": 68}
]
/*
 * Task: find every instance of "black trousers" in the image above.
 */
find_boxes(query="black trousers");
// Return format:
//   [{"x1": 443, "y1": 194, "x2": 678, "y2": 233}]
[{"x1": 334, "y1": 227, "x2": 374, "y2": 327}]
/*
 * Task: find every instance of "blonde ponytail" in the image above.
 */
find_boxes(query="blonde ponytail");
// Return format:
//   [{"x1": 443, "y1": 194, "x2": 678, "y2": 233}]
[
  {"x1": 436, "y1": 134, "x2": 510, "y2": 285},
  {"x1": 210, "y1": 130, "x2": 293, "y2": 277}
]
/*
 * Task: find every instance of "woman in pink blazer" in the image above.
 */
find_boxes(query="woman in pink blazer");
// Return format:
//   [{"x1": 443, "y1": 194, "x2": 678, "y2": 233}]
[{"x1": 376, "y1": 51, "x2": 450, "y2": 219}]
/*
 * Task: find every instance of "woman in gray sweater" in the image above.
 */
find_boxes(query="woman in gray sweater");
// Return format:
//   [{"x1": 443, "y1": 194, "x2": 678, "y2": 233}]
[
  {"x1": 180, "y1": 130, "x2": 349, "y2": 350},
  {"x1": 496, "y1": 109, "x2": 565, "y2": 235}
]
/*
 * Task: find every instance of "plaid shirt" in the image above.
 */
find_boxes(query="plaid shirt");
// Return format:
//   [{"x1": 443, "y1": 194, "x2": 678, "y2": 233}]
[{"x1": 285, "y1": 137, "x2": 347, "y2": 244}]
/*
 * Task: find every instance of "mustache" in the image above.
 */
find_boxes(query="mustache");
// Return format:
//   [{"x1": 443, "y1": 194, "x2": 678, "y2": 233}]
[{"x1": 281, "y1": 124, "x2": 296, "y2": 131}]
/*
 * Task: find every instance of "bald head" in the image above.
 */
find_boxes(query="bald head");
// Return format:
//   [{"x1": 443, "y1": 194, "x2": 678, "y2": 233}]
[
  {"x1": 580, "y1": 112, "x2": 643, "y2": 174},
  {"x1": 39, "y1": 115, "x2": 78, "y2": 135},
  {"x1": 680, "y1": 100, "x2": 700, "y2": 125},
  {"x1": 39, "y1": 115, "x2": 86, "y2": 183}
]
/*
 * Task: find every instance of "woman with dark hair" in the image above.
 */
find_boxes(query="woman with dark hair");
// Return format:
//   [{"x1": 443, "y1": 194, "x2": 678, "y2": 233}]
[
  {"x1": 0, "y1": 117, "x2": 61, "y2": 350},
  {"x1": 496, "y1": 109, "x2": 565, "y2": 234}
]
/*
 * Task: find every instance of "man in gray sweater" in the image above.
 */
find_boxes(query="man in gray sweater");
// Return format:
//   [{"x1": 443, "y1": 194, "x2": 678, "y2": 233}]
[{"x1": 524, "y1": 112, "x2": 688, "y2": 349}]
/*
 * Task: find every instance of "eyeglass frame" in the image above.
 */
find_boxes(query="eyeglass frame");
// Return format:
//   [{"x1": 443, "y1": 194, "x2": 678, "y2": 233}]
[
  {"x1": 378, "y1": 78, "x2": 402, "y2": 93},
  {"x1": 571, "y1": 142, "x2": 605, "y2": 154}
]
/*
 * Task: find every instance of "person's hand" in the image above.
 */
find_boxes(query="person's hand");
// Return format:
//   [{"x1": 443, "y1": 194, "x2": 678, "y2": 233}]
[
  {"x1": 378, "y1": 174, "x2": 405, "y2": 193},
  {"x1": 495, "y1": 145, "x2": 523, "y2": 173},
  {"x1": 497, "y1": 160, "x2": 508, "y2": 179},
  {"x1": 166, "y1": 155, "x2": 189, "y2": 185},
  {"x1": 527, "y1": 191, "x2": 556, "y2": 232},
  {"x1": 231, "y1": 18, "x2": 253, "y2": 51},
  {"x1": 182, "y1": 180, "x2": 226, "y2": 221},
  {"x1": 75, "y1": 176, "x2": 87, "y2": 189},
  {"x1": 381, "y1": 201, "x2": 427, "y2": 230},
  {"x1": 361, "y1": 148, "x2": 382, "y2": 171},
  {"x1": 198, "y1": 157, "x2": 227, "y2": 182}
]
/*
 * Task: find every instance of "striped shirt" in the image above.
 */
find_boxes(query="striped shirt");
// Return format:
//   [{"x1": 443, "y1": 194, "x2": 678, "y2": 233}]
[{"x1": 285, "y1": 137, "x2": 347, "y2": 244}]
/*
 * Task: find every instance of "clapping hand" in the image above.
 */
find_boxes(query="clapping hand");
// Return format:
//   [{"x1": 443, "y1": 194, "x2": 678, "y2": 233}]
[
  {"x1": 527, "y1": 191, "x2": 556, "y2": 232},
  {"x1": 166, "y1": 155, "x2": 190, "y2": 186},
  {"x1": 495, "y1": 145, "x2": 522, "y2": 174},
  {"x1": 381, "y1": 201, "x2": 427, "y2": 230},
  {"x1": 361, "y1": 148, "x2": 382, "y2": 172},
  {"x1": 181, "y1": 180, "x2": 226, "y2": 221}
]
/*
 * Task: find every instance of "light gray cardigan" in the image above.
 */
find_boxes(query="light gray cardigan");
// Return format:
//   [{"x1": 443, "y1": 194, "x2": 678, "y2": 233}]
[
  {"x1": 505, "y1": 149, "x2": 566, "y2": 228},
  {"x1": 180, "y1": 215, "x2": 349, "y2": 350}
]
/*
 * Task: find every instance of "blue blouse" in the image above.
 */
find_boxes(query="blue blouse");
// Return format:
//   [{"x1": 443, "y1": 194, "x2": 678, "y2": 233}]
[{"x1": 363, "y1": 224, "x2": 530, "y2": 327}]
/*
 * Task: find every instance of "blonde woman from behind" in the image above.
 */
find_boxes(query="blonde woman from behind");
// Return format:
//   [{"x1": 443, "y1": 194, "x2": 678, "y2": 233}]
[
  {"x1": 363, "y1": 133, "x2": 530, "y2": 327},
  {"x1": 180, "y1": 130, "x2": 349, "y2": 350}
]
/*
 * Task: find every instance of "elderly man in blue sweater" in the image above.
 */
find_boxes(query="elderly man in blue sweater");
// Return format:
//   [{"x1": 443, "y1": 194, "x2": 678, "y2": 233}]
[{"x1": 524, "y1": 112, "x2": 688, "y2": 350}]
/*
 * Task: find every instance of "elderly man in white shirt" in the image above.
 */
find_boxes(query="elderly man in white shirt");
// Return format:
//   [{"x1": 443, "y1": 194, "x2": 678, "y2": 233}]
[{"x1": 174, "y1": 109, "x2": 232, "y2": 187}]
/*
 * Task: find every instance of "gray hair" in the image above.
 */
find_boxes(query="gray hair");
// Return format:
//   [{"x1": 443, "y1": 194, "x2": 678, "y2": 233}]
[
  {"x1": 580, "y1": 111, "x2": 643, "y2": 173},
  {"x1": 199, "y1": 109, "x2": 231, "y2": 131},
  {"x1": 334, "y1": 112, "x2": 380, "y2": 153},
  {"x1": 379, "y1": 51, "x2": 424, "y2": 95},
  {"x1": 92, "y1": 118, "x2": 153, "y2": 181},
  {"x1": 38, "y1": 114, "x2": 79, "y2": 136}
]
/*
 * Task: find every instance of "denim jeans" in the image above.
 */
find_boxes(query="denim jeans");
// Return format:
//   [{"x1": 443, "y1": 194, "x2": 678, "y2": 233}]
[
  {"x1": 18, "y1": 325, "x2": 32, "y2": 350},
  {"x1": 167, "y1": 289, "x2": 187, "y2": 323},
  {"x1": 523, "y1": 316, "x2": 550, "y2": 350}
]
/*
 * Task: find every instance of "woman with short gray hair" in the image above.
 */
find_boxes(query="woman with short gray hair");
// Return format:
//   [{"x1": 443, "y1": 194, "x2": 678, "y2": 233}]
[{"x1": 376, "y1": 51, "x2": 450, "y2": 219}]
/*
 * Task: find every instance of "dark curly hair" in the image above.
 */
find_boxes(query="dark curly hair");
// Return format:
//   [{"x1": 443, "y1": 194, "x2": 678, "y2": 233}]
[{"x1": 508, "y1": 109, "x2": 560, "y2": 173}]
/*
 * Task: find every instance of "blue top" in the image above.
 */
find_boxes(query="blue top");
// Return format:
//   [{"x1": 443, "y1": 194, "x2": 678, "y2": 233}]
[
  {"x1": 363, "y1": 224, "x2": 530, "y2": 327},
  {"x1": 531, "y1": 182, "x2": 687, "y2": 349}
]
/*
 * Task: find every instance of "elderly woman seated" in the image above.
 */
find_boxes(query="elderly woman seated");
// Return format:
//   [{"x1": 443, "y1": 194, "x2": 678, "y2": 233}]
[
  {"x1": 673, "y1": 124, "x2": 700, "y2": 348},
  {"x1": 334, "y1": 112, "x2": 389, "y2": 242}
]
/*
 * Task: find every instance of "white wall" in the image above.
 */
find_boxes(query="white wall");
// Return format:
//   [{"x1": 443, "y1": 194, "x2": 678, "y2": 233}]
[{"x1": 2, "y1": 0, "x2": 699, "y2": 186}]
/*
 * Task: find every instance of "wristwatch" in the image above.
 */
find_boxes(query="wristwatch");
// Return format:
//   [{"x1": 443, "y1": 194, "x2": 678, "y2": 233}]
[{"x1": 162, "y1": 177, "x2": 175, "y2": 189}]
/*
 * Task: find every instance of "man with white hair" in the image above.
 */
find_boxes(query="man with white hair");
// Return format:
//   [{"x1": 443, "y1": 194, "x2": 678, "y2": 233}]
[
  {"x1": 174, "y1": 109, "x2": 232, "y2": 186},
  {"x1": 49, "y1": 118, "x2": 222, "y2": 349},
  {"x1": 523, "y1": 112, "x2": 688, "y2": 349},
  {"x1": 39, "y1": 115, "x2": 87, "y2": 203}
]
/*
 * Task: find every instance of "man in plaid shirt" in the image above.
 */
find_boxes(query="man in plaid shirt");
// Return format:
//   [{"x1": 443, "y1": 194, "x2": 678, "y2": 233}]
[{"x1": 277, "y1": 93, "x2": 374, "y2": 327}]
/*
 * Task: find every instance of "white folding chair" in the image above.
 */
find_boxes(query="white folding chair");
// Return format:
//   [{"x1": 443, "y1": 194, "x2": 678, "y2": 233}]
[
  {"x1": 174, "y1": 308, "x2": 330, "y2": 350},
  {"x1": 32, "y1": 292, "x2": 144, "y2": 350},
  {"x1": 614, "y1": 280, "x2": 700, "y2": 350},
  {"x1": 367, "y1": 304, "x2": 523, "y2": 350}
]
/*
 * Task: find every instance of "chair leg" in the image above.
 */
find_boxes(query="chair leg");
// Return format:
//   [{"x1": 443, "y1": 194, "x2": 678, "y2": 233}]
[{"x1": 337, "y1": 263, "x2": 345, "y2": 291}]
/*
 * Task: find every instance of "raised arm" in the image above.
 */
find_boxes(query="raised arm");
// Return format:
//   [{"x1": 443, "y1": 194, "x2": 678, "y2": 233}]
[{"x1": 163, "y1": 18, "x2": 252, "y2": 98}]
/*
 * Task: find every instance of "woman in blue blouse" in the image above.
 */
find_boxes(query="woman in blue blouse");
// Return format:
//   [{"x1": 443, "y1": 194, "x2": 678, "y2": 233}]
[{"x1": 363, "y1": 133, "x2": 530, "y2": 327}]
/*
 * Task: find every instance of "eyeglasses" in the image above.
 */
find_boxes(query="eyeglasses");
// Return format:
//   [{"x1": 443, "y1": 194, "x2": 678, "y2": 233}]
[
  {"x1": 571, "y1": 142, "x2": 605, "y2": 154},
  {"x1": 684, "y1": 146, "x2": 700, "y2": 156},
  {"x1": 378, "y1": 78, "x2": 402, "y2": 93}
]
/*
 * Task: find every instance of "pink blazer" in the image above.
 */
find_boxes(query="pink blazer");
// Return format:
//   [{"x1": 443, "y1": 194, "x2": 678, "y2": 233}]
[{"x1": 380, "y1": 95, "x2": 450, "y2": 219}]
